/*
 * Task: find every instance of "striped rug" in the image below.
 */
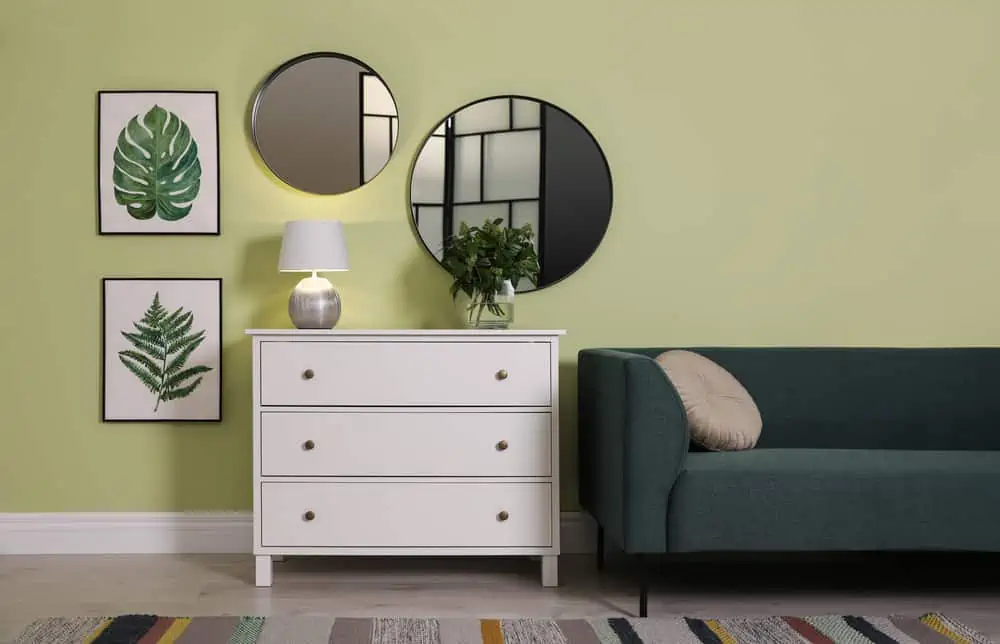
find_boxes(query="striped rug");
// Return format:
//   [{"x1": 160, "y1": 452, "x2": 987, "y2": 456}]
[{"x1": 11, "y1": 613, "x2": 993, "y2": 644}]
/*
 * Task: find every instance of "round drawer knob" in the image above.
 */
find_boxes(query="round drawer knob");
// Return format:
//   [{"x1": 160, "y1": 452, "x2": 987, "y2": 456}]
[
  {"x1": 303, "y1": 510, "x2": 316, "y2": 522},
  {"x1": 496, "y1": 369, "x2": 508, "y2": 381},
  {"x1": 495, "y1": 440, "x2": 509, "y2": 452},
  {"x1": 303, "y1": 440, "x2": 315, "y2": 451},
  {"x1": 497, "y1": 510, "x2": 509, "y2": 522},
  {"x1": 302, "y1": 369, "x2": 315, "y2": 380}
]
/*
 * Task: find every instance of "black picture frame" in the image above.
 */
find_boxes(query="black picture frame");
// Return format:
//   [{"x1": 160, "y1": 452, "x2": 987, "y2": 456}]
[
  {"x1": 97, "y1": 90, "x2": 221, "y2": 236},
  {"x1": 101, "y1": 277, "x2": 223, "y2": 423}
]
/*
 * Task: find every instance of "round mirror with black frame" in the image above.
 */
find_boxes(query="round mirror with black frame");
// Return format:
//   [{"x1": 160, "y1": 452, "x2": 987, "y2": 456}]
[
  {"x1": 409, "y1": 95, "x2": 613, "y2": 292},
  {"x1": 250, "y1": 52, "x2": 399, "y2": 195}
]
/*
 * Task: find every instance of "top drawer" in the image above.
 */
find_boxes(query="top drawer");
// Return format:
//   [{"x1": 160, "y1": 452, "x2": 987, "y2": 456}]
[{"x1": 259, "y1": 341, "x2": 551, "y2": 407}]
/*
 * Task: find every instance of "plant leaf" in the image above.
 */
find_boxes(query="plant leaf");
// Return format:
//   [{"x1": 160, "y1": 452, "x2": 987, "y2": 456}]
[
  {"x1": 121, "y1": 331, "x2": 166, "y2": 360},
  {"x1": 112, "y1": 105, "x2": 202, "y2": 222},
  {"x1": 118, "y1": 353, "x2": 161, "y2": 393},
  {"x1": 164, "y1": 333, "x2": 205, "y2": 375},
  {"x1": 118, "y1": 292, "x2": 212, "y2": 410},
  {"x1": 118, "y1": 349, "x2": 163, "y2": 379},
  {"x1": 161, "y1": 376, "x2": 204, "y2": 402},
  {"x1": 441, "y1": 217, "x2": 540, "y2": 302},
  {"x1": 167, "y1": 329, "x2": 205, "y2": 358},
  {"x1": 164, "y1": 312, "x2": 194, "y2": 344},
  {"x1": 164, "y1": 364, "x2": 212, "y2": 390}
]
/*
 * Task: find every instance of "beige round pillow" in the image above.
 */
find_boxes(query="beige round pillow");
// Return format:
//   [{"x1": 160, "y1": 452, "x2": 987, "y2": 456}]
[{"x1": 654, "y1": 350, "x2": 762, "y2": 451}]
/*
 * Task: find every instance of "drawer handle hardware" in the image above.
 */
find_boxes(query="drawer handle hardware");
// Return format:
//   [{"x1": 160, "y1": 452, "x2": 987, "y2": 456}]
[
  {"x1": 302, "y1": 369, "x2": 315, "y2": 380},
  {"x1": 495, "y1": 440, "x2": 509, "y2": 452},
  {"x1": 496, "y1": 369, "x2": 508, "y2": 381},
  {"x1": 497, "y1": 510, "x2": 509, "y2": 522},
  {"x1": 303, "y1": 440, "x2": 315, "y2": 451},
  {"x1": 303, "y1": 510, "x2": 316, "y2": 522}
]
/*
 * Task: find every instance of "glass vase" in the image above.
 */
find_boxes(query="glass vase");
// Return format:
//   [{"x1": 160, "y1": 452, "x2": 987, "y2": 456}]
[{"x1": 459, "y1": 280, "x2": 515, "y2": 330}]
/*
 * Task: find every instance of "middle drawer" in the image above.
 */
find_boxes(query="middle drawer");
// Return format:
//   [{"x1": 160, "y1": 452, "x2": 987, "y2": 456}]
[{"x1": 260, "y1": 411, "x2": 552, "y2": 477}]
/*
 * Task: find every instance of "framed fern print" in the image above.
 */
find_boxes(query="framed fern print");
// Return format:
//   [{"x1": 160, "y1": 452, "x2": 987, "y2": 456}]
[
  {"x1": 97, "y1": 91, "x2": 220, "y2": 235},
  {"x1": 102, "y1": 278, "x2": 222, "y2": 422}
]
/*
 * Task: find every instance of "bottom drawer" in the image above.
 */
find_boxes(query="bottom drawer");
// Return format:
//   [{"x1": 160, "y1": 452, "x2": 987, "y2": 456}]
[{"x1": 260, "y1": 482, "x2": 552, "y2": 548}]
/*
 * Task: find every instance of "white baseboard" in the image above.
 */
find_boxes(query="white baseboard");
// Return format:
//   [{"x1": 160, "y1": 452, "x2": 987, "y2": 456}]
[
  {"x1": 0, "y1": 512, "x2": 252, "y2": 555},
  {"x1": 0, "y1": 511, "x2": 596, "y2": 555}
]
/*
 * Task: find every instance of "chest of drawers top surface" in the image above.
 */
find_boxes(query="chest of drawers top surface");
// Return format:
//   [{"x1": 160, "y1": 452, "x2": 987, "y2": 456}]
[{"x1": 246, "y1": 329, "x2": 565, "y2": 337}]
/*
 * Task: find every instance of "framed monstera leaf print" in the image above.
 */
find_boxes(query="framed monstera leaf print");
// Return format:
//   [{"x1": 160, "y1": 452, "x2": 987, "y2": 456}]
[
  {"x1": 98, "y1": 91, "x2": 220, "y2": 235},
  {"x1": 102, "y1": 278, "x2": 222, "y2": 422}
]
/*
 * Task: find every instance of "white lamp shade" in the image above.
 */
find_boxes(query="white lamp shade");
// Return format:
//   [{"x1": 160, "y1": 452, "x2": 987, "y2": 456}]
[{"x1": 278, "y1": 220, "x2": 350, "y2": 272}]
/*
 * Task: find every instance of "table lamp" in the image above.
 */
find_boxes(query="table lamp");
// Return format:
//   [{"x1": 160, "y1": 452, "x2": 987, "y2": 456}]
[{"x1": 278, "y1": 220, "x2": 349, "y2": 329}]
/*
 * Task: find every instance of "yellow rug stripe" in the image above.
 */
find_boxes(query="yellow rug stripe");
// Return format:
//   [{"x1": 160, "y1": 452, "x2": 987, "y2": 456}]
[
  {"x1": 705, "y1": 619, "x2": 738, "y2": 644},
  {"x1": 481, "y1": 619, "x2": 504, "y2": 644},
  {"x1": 155, "y1": 617, "x2": 192, "y2": 643},
  {"x1": 82, "y1": 619, "x2": 112, "y2": 644},
  {"x1": 919, "y1": 614, "x2": 972, "y2": 644}
]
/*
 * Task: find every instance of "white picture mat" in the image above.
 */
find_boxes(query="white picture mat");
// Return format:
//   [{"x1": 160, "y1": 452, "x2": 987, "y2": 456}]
[
  {"x1": 103, "y1": 279, "x2": 221, "y2": 421},
  {"x1": 98, "y1": 92, "x2": 219, "y2": 234}
]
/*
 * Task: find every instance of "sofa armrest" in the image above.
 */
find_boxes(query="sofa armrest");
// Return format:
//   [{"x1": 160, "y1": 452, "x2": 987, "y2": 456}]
[{"x1": 578, "y1": 348, "x2": 689, "y2": 553}]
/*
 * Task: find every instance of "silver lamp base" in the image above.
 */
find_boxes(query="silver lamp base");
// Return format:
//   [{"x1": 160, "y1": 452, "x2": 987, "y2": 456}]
[{"x1": 288, "y1": 276, "x2": 342, "y2": 329}]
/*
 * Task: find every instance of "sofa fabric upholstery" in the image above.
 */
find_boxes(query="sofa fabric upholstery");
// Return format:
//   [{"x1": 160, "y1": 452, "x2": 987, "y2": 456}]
[
  {"x1": 669, "y1": 448, "x2": 1000, "y2": 552},
  {"x1": 578, "y1": 347, "x2": 1000, "y2": 555},
  {"x1": 578, "y1": 349, "x2": 689, "y2": 553}
]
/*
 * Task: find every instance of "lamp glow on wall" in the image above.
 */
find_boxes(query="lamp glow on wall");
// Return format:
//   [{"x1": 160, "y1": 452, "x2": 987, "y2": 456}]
[{"x1": 279, "y1": 220, "x2": 349, "y2": 329}]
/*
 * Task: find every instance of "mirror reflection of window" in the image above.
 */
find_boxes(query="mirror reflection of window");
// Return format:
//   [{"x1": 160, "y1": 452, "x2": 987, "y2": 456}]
[
  {"x1": 361, "y1": 73, "x2": 398, "y2": 184},
  {"x1": 410, "y1": 96, "x2": 612, "y2": 292},
  {"x1": 411, "y1": 98, "x2": 543, "y2": 290}
]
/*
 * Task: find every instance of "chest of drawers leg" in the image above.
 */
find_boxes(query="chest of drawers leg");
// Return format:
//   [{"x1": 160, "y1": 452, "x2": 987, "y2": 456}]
[{"x1": 248, "y1": 329, "x2": 564, "y2": 588}]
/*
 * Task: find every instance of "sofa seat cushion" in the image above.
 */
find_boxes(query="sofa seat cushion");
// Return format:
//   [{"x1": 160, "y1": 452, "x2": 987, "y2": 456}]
[{"x1": 667, "y1": 449, "x2": 1000, "y2": 552}]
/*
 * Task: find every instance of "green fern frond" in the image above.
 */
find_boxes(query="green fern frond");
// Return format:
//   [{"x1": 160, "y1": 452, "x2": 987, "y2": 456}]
[
  {"x1": 164, "y1": 365, "x2": 212, "y2": 390},
  {"x1": 132, "y1": 322, "x2": 161, "y2": 340},
  {"x1": 160, "y1": 376, "x2": 203, "y2": 402},
  {"x1": 164, "y1": 313, "x2": 194, "y2": 344},
  {"x1": 163, "y1": 306, "x2": 186, "y2": 327},
  {"x1": 119, "y1": 354, "x2": 161, "y2": 393},
  {"x1": 167, "y1": 329, "x2": 205, "y2": 356},
  {"x1": 144, "y1": 292, "x2": 168, "y2": 322},
  {"x1": 118, "y1": 350, "x2": 163, "y2": 379},
  {"x1": 121, "y1": 331, "x2": 166, "y2": 360},
  {"x1": 164, "y1": 334, "x2": 205, "y2": 375},
  {"x1": 118, "y1": 292, "x2": 212, "y2": 412}
]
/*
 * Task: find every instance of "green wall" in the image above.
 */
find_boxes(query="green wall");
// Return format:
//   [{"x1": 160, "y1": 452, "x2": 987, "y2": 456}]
[{"x1": 2, "y1": 1, "x2": 999, "y2": 512}]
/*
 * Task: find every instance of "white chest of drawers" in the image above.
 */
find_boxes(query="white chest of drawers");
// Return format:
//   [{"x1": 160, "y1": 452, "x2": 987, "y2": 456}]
[{"x1": 246, "y1": 329, "x2": 564, "y2": 588}]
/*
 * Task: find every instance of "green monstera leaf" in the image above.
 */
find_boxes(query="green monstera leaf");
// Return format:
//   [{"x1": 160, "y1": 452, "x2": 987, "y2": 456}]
[{"x1": 112, "y1": 105, "x2": 202, "y2": 221}]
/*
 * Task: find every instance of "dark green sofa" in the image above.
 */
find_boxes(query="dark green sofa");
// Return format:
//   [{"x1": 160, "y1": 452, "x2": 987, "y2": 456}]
[{"x1": 577, "y1": 347, "x2": 1000, "y2": 616}]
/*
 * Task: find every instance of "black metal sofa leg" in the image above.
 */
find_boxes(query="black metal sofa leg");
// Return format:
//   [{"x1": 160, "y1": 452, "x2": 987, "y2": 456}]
[
  {"x1": 596, "y1": 525, "x2": 605, "y2": 570},
  {"x1": 638, "y1": 554, "x2": 649, "y2": 618}
]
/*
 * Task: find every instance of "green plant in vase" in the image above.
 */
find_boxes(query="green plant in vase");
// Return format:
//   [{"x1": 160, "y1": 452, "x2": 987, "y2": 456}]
[{"x1": 442, "y1": 217, "x2": 540, "y2": 329}]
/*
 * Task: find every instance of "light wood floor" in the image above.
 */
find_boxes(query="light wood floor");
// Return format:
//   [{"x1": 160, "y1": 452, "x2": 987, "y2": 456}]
[{"x1": 2, "y1": 553, "x2": 1000, "y2": 641}]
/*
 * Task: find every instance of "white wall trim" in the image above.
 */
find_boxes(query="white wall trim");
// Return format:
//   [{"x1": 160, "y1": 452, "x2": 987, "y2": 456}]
[
  {"x1": 0, "y1": 511, "x2": 597, "y2": 555},
  {"x1": 0, "y1": 512, "x2": 252, "y2": 555}
]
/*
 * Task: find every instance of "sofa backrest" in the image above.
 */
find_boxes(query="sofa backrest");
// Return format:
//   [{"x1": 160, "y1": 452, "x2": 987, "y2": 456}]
[{"x1": 622, "y1": 347, "x2": 1000, "y2": 450}]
